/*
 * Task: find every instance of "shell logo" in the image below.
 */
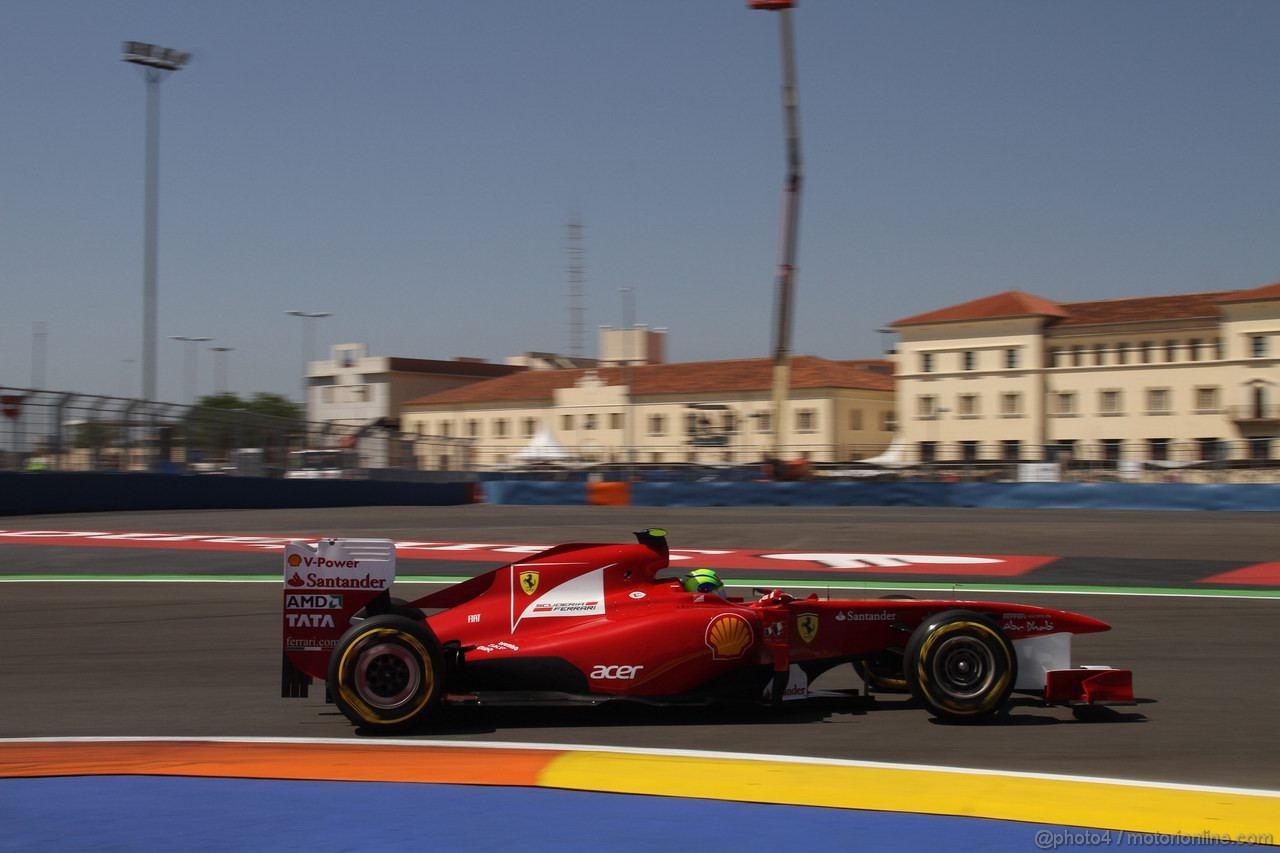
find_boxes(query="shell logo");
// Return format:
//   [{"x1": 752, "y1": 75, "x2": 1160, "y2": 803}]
[
  {"x1": 288, "y1": 554, "x2": 302, "y2": 567},
  {"x1": 705, "y1": 613, "x2": 753, "y2": 660}
]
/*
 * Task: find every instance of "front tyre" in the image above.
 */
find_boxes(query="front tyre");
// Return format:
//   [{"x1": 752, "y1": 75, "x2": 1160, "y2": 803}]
[
  {"x1": 328, "y1": 614, "x2": 444, "y2": 732},
  {"x1": 904, "y1": 610, "x2": 1016, "y2": 723}
]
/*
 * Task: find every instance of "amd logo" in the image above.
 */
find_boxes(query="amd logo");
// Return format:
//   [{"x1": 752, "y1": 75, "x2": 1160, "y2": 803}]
[{"x1": 589, "y1": 664, "x2": 644, "y2": 680}]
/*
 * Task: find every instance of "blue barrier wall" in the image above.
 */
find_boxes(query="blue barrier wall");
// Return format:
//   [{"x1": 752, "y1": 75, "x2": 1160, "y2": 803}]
[
  {"x1": 0, "y1": 472, "x2": 474, "y2": 516},
  {"x1": 483, "y1": 480, "x2": 1280, "y2": 511}
]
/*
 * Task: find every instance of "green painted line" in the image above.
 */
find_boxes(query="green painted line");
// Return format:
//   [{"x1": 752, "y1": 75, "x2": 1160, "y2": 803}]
[
  {"x1": 1, "y1": 573, "x2": 1277, "y2": 599},
  {"x1": 724, "y1": 579, "x2": 1280, "y2": 599}
]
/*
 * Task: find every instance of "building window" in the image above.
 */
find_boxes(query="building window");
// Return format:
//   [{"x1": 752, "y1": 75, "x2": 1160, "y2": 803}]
[
  {"x1": 1250, "y1": 335, "x2": 1268, "y2": 358},
  {"x1": 1115, "y1": 343, "x2": 1129, "y2": 365},
  {"x1": 1048, "y1": 348, "x2": 1061, "y2": 368},
  {"x1": 494, "y1": 419, "x2": 508, "y2": 438},
  {"x1": 1165, "y1": 340, "x2": 1178, "y2": 362},
  {"x1": 962, "y1": 351, "x2": 976, "y2": 371},
  {"x1": 881, "y1": 411, "x2": 896, "y2": 431},
  {"x1": 849, "y1": 409, "x2": 863, "y2": 431},
  {"x1": 1001, "y1": 440, "x2": 1021, "y2": 461},
  {"x1": 917, "y1": 396, "x2": 938, "y2": 418},
  {"x1": 1213, "y1": 338, "x2": 1223, "y2": 359},
  {"x1": 440, "y1": 422, "x2": 452, "y2": 438},
  {"x1": 521, "y1": 418, "x2": 536, "y2": 438},
  {"x1": 1093, "y1": 344, "x2": 1106, "y2": 366},
  {"x1": 650, "y1": 452, "x2": 664, "y2": 464},
  {"x1": 609, "y1": 412, "x2": 623, "y2": 430},
  {"x1": 755, "y1": 412, "x2": 772, "y2": 434},
  {"x1": 921, "y1": 352, "x2": 935, "y2": 373},
  {"x1": 1189, "y1": 339, "x2": 1202, "y2": 361},
  {"x1": 1148, "y1": 438, "x2": 1170, "y2": 461},
  {"x1": 1005, "y1": 348, "x2": 1019, "y2": 369},
  {"x1": 796, "y1": 409, "x2": 816, "y2": 433},
  {"x1": 647, "y1": 415, "x2": 666, "y2": 436},
  {"x1": 999, "y1": 392, "x2": 1022, "y2": 416},
  {"x1": 1101, "y1": 439, "x2": 1123, "y2": 462},
  {"x1": 1072, "y1": 345, "x2": 1085, "y2": 366},
  {"x1": 1196, "y1": 437, "x2": 1223, "y2": 462},
  {"x1": 958, "y1": 394, "x2": 979, "y2": 417},
  {"x1": 960, "y1": 441, "x2": 979, "y2": 463},
  {"x1": 1146, "y1": 388, "x2": 1171, "y2": 414},
  {"x1": 562, "y1": 414, "x2": 574, "y2": 430},
  {"x1": 1051, "y1": 439, "x2": 1077, "y2": 462},
  {"x1": 466, "y1": 419, "x2": 479, "y2": 438},
  {"x1": 1139, "y1": 341, "x2": 1153, "y2": 363},
  {"x1": 919, "y1": 441, "x2": 937, "y2": 463},
  {"x1": 1195, "y1": 387, "x2": 1219, "y2": 412},
  {"x1": 1052, "y1": 392, "x2": 1077, "y2": 416},
  {"x1": 584, "y1": 413, "x2": 598, "y2": 430},
  {"x1": 1099, "y1": 389, "x2": 1122, "y2": 415},
  {"x1": 1248, "y1": 437, "x2": 1272, "y2": 461}
]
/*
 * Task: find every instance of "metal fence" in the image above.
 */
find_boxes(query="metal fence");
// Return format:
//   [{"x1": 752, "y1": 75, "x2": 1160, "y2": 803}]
[
  {"x1": 0, "y1": 387, "x2": 468, "y2": 479},
  {"x1": 3, "y1": 386, "x2": 1275, "y2": 484}
]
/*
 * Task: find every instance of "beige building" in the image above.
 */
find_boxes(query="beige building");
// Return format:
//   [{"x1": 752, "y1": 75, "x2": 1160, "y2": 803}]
[
  {"x1": 400, "y1": 356, "x2": 896, "y2": 470},
  {"x1": 307, "y1": 343, "x2": 524, "y2": 428},
  {"x1": 889, "y1": 283, "x2": 1280, "y2": 464}
]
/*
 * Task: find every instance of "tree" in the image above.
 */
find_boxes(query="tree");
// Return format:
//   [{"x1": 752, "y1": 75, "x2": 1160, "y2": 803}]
[{"x1": 184, "y1": 393, "x2": 304, "y2": 460}]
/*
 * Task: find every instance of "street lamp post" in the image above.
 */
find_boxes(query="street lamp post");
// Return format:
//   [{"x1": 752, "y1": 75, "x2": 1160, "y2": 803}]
[
  {"x1": 210, "y1": 347, "x2": 234, "y2": 394},
  {"x1": 749, "y1": 1, "x2": 803, "y2": 467},
  {"x1": 619, "y1": 287, "x2": 636, "y2": 471},
  {"x1": 169, "y1": 336, "x2": 212, "y2": 404},
  {"x1": 285, "y1": 310, "x2": 331, "y2": 413},
  {"x1": 122, "y1": 42, "x2": 189, "y2": 403}
]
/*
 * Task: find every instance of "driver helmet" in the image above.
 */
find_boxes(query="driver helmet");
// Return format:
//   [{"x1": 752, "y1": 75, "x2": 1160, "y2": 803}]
[{"x1": 682, "y1": 568, "x2": 726, "y2": 596}]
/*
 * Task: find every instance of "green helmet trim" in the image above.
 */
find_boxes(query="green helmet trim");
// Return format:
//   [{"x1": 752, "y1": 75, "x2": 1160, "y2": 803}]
[{"x1": 682, "y1": 568, "x2": 723, "y2": 593}]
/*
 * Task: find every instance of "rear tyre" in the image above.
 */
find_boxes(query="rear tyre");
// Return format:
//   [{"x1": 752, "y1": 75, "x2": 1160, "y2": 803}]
[
  {"x1": 904, "y1": 610, "x2": 1016, "y2": 723},
  {"x1": 353, "y1": 596, "x2": 425, "y2": 622},
  {"x1": 328, "y1": 614, "x2": 444, "y2": 732}
]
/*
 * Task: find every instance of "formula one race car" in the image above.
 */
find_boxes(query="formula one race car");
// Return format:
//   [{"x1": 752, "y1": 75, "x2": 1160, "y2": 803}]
[{"x1": 281, "y1": 529, "x2": 1134, "y2": 731}]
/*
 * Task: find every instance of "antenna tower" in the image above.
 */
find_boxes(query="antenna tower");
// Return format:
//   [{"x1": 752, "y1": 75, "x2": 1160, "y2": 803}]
[{"x1": 567, "y1": 216, "x2": 585, "y2": 357}]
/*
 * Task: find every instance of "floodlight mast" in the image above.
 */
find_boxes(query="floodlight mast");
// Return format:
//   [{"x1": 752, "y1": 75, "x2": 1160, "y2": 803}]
[
  {"x1": 749, "y1": 1, "x2": 802, "y2": 466},
  {"x1": 122, "y1": 42, "x2": 190, "y2": 403}
]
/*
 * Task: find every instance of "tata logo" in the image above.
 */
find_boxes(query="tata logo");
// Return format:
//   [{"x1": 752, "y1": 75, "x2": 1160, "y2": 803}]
[
  {"x1": 285, "y1": 613, "x2": 335, "y2": 628},
  {"x1": 285, "y1": 594, "x2": 343, "y2": 610},
  {"x1": 796, "y1": 613, "x2": 819, "y2": 644},
  {"x1": 590, "y1": 665, "x2": 644, "y2": 680},
  {"x1": 519, "y1": 571, "x2": 540, "y2": 596}
]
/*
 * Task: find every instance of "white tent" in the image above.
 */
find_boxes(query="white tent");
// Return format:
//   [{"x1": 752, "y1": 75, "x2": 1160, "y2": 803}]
[
  {"x1": 512, "y1": 423, "x2": 577, "y2": 464},
  {"x1": 850, "y1": 439, "x2": 916, "y2": 469}
]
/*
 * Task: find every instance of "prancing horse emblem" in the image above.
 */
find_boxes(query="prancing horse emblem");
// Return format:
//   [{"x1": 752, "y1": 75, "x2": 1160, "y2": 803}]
[
  {"x1": 519, "y1": 570, "x2": 540, "y2": 596},
  {"x1": 797, "y1": 613, "x2": 819, "y2": 644}
]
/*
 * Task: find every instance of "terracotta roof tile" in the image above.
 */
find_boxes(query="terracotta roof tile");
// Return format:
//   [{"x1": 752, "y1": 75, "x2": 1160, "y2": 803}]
[
  {"x1": 1054, "y1": 291, "x2": 1243, "y2": 326},
  {"x1": 1213, "y1": 281, "x2": 1280, "y2": 304},
  {"x1": 892, "y1": 291, "x2": 1067, "y2": 326},
  {"x1": 405, "y1": 356, "x2": 894, "y2": 408}
]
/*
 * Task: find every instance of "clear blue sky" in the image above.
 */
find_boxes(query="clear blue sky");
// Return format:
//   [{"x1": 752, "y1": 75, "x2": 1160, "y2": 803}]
[{"x1": 4, "y1": 1, "x2": 1280, "y2": 403}]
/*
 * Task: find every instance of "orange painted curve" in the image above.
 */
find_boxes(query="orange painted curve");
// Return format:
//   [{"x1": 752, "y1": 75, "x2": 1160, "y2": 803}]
[{"x1": 0, "y1": 741, "x2": 555, "y2": 787}]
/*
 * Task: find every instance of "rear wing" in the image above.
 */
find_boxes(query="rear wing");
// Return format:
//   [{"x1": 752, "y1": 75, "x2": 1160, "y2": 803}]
[{"x1": 281, "y1": 538, "x2": 396, "y2": 698}]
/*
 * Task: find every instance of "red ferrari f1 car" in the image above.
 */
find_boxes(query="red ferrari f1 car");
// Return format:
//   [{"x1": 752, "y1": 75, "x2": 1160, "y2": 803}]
[{"x1": 281, "y1": 529, "x2": 1134, "y2": 731}]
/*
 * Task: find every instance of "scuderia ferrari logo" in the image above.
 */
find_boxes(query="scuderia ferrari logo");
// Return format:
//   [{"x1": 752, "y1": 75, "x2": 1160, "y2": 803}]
[
  {"x1": 796, "y1": 613, "x2": 819, "y2": 644},
  {"x1": 519, "y1": 571, "x2": 540, "y2": 596}
]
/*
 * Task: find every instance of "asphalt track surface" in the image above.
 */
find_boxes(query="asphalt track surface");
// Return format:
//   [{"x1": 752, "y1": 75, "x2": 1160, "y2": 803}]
[{"x1": 2, "y1": 505, "x2": 1278, "y2": 795}]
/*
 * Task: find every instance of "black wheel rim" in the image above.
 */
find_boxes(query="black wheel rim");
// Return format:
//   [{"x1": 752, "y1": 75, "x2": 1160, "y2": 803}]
[
  {"x1": 353, "y1": 641, "x2": 422, "y2": 710},
  {"x1": 930, "y1": 635, "x2": 996, "y2": 700}
]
